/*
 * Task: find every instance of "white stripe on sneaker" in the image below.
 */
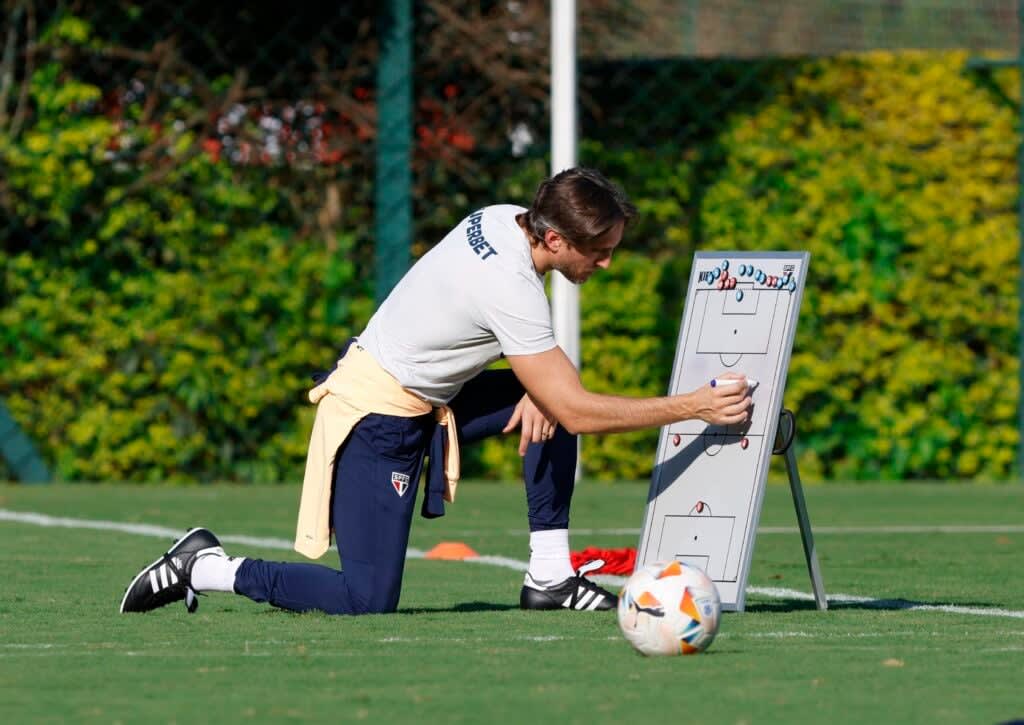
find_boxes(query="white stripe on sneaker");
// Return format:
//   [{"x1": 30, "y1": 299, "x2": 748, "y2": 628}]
[
  {"x1": 159, "y1": 564, "x2": 169, "y2": 589},
  {"x1": 148, "y1": 570, "x2": 159, "y2": 594},
  {"x1": 575, "y1": 589, "x2": 595, "y2": 609},
  {"x1": 586, "y1": 594, "x2": 605, "y2": 611}
]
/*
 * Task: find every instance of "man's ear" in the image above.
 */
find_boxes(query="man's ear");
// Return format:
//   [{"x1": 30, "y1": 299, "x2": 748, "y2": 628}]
[{"x1": 543, "y1": 228, "x2": 564, "y2": 252}]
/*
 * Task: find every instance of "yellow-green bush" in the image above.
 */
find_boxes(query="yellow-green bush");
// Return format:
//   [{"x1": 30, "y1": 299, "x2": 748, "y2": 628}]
[
  {"x1": 699, "y1": 51, "x2": 1018, "y2": 479},
  {"x1": 2, "y1": 226, "x2": 373, "y2": 482},
  {"x1": 1, "y1": 33, "x2": 373, "y2": 482}
]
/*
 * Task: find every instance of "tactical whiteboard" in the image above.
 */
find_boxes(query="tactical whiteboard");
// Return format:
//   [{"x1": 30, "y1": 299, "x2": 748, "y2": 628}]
[{"x1": 637, "y1": 251, "x2": 809, "y2": 611}]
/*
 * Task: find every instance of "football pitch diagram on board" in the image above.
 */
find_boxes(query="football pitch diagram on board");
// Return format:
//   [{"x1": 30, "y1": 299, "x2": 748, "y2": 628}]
[{"x1": 637, "y1": 251, "x2": 810, "y2": 611}]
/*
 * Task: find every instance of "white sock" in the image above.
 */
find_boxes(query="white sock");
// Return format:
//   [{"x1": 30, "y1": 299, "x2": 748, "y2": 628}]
[
  {"x1": 526, "y1": 529, "x2": 574, "y2": 586},
  {"x1": 190, "y1": 548, "x2": 245, "y2": 593}
]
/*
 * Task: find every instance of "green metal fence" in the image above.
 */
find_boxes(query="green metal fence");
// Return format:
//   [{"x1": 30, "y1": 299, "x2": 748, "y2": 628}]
[{"x1": 1, "y1": 1, "x2": 1021, "y2": 482}]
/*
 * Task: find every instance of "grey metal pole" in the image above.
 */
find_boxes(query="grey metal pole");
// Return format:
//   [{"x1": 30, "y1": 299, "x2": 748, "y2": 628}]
[
  {"x1": 375, "y1": 0, "x2": 413, "y2": 305},
  {"x1": 550, "y1": 0, "x2": 580, "y2": 369},
  {"x1": 551, "y1": 0, "x2": 582, "y2": 480}
]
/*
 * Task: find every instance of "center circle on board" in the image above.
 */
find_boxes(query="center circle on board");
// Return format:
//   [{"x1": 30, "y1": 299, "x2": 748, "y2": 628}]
[{"x1": 703, "y1": 435, "x2": 724, "y2": 456}]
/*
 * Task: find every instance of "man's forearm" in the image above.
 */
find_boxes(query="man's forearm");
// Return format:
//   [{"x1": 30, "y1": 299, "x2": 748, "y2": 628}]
[
  {"x1": 506, "y1": 347, "x2": 750, "y2": 434},
  {"x1": 559, "y1": 390, "x2": 699, "y2": 435}
]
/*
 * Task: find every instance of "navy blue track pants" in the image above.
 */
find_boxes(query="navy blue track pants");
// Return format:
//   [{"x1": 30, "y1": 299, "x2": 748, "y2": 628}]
[{"x1": 234, "y1": 369, "x2": 577, "y2": 615}]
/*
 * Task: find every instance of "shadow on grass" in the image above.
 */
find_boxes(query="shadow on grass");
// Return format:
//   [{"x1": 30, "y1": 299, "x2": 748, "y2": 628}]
[
  {"x1": 227, "y1": 601, "x2": 520, "y2": 616},
  {"x1": 400, "y1": 601, "x2": 520, "y2": 614},
  {"x1": 743, "y1": 599, "x2": 821, "y2": 613},
  {"x1": 744, "y1": 597, "x2": 1002, "y2": 614}
]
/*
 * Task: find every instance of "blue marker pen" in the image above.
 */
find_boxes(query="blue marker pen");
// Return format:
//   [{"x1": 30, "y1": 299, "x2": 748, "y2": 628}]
[{"x1": 710, "y1": 378, "x2": 759, "y2": 389}]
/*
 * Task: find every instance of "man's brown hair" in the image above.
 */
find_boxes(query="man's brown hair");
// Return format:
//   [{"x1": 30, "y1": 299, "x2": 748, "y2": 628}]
[{"x1": 517, "y1": 167, "x2": 637, "y2": 250}]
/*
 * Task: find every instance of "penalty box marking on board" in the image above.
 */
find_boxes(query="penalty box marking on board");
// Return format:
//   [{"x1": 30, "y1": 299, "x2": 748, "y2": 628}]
[
  {"x1": 697, "y1": 285, "x2": 772, "y2": 355},
  {"x1": 659, "y1": 514, "x2": 737, "y2": 582}
]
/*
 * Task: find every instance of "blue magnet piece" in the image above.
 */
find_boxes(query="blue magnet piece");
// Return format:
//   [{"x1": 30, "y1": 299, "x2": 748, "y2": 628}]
[
  {"x1": 713, "y1": 267, "x2": 721, "y2": 280},
  {"x1": 720, "y1": 260, "x2": 729, "y2": 270},
  {"x1": 736, "y1": 290, "x2": 744, "y2": 302},
  {"x1": 777, "y1": 277, "x2": 784, "y2": 288},
  {"x1": 788, "y1": 280, "x2": 796, "y2": 292},
  {"x1": 738, "y1": 264, "x2": 746, "y2": 276},
  {"x1": 757, "y1": 272, "x2": 765, "y2": 284}
]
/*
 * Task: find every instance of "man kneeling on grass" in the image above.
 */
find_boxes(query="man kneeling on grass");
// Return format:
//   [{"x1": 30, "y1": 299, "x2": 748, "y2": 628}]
[{"x1": 119, "y1": 167, "x2": 752, "y2": 617}]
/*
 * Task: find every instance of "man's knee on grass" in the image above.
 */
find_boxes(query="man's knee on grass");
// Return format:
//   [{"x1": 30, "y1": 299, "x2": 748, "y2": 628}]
[{"x1": 340, "y1": 565, "x2": 402, "y2": 616}]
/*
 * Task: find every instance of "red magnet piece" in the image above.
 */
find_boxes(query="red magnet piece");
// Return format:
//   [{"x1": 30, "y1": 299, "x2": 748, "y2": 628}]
[
  {"x1": 717, "y1": 278, "x2": 725, "y2": 290},
  {"x1": 740, "y1": 437, "x2": 749, "y2": 449},
  {"x1": 695, "y1": 501, "x2": 705, "y2": 513},
  {"x1": 673, "y1": 433, "x2": 681, "y2": 446}
]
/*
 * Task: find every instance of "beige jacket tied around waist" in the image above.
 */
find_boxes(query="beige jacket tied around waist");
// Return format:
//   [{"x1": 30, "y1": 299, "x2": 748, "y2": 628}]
[{"x1": 293, "y1": 344, "x2": 460, "y2": 559}]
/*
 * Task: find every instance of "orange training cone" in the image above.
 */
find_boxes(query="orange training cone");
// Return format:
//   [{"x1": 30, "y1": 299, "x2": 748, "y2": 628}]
[{"x1": 424, "y1": 541, "x2": 479, "y2": 560}]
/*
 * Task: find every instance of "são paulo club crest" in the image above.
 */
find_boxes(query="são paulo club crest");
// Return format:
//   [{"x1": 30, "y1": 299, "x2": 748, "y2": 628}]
[{"x1": 391, "y1": 472, "x2": 410, "y2": 497}]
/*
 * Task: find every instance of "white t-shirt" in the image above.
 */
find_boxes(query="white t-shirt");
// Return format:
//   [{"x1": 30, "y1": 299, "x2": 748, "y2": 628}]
[{"x1": 357, "y1": 204, "x2": 557, "y2": 405}]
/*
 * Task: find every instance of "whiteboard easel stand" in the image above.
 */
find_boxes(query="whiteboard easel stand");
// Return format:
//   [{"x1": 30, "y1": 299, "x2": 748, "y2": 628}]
[{"x1": 774, "y1": 408, "x2": 828, "y2": 611}]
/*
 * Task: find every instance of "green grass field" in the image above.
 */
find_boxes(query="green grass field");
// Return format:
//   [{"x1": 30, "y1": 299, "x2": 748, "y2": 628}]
[{"x1": 1, "y1": 481, "x2": 1022, "y2": 724}]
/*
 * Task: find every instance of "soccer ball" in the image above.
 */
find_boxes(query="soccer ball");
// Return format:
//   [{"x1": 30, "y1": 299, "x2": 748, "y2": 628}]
[{"x1": 617, "y1": 560, "x2": 721, "y2": 656}]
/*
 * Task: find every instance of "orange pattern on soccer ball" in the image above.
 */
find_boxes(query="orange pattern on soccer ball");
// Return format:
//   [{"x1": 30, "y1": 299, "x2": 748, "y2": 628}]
[
  {"x1": 636, "y1": 591, "x2": 662, "y2": 609},
  {"x1": 680, "y1": 640, "x2": 699, "y2": 655},
  {"x1": 657, "y1": 561, "x2": 683, "y2": 579},
  {"x1": 680, "y1": 588, "x2": 702, "y2": 622}
]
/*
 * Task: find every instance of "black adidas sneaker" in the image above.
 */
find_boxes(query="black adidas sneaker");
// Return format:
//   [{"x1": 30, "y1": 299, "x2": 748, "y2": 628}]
[
  {"x1": 520, "y1": 560, "x2": 618, "y2": 611},
  {"x1": 119, "y1": 527, "x2": 222, "y2": 614}
]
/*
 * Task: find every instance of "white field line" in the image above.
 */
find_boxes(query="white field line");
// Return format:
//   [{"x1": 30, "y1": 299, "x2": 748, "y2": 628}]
[
  {"x1": 0, "y1": 509, "x2": 352, "y2": 556},
  {"x1": 11, "y1": 630, "x2": 1015, "y2": 650},
  {"x1": 7, "y1": 629, "x2": 1024, "y2": 656},
  {"x1": 760, "y1": 524, "x2": 1024, "y2": 535},
  {"x1": 424, "y1": 524, "x2": 1024, "y2": 536},
  {"x1": 3, "y1": 508, "x2": 1024, "y2": 621},
  {"x1": 8, "y1": 632, "x2": 1024, "y2": 657}
]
